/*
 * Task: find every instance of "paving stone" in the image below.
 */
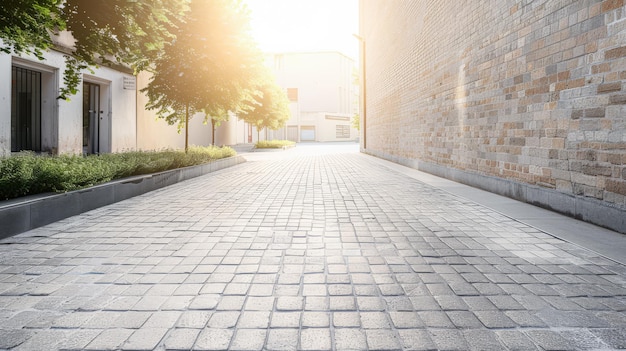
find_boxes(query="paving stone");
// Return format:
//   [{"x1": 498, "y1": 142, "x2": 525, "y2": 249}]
[
  {"x1": 334, "y1": 328, "x2": 367, "y2": 350},
  {"x1": 122, "y1": 328, "x2": 168, "y2": 351},
  {"x1": 230, "y1": 329, "x2": 266, "y2": 351},
  {"x1": 52, "y1": 311, "x2": 95, "y2": 328},
  {"x1": 417, "y1": 311, "x2": 454, "y2": 328},
  {"x1": 535, "y1": 309, "x2": 610, "y2": 328},
  {"x1": 389, "y1": 311, "x2": 424, "y2": 328},
  {"x1": 503, "y1": 310, "x2": 547, "y2": 327},
  {"x1": 85, "y1": 329, "x2": 134, "y2": 350},
  {"x1": 525, "y1": 329, "x2": 574, "y2": 351},
  {"x1": 276, "y1": 296, "x2": 303, "y2": 311},
  {"x1": 446, "y1": 310, "x2": 484, "y2": 329},
  {"x1": 360, "y1": 311, "x2": 391, "y2": 328},
  {"x1": 266, "y1": 329, "x2": 298, "y2": 351},
  {"x1": 398, "y1": 329, "x2": 436, "y2": 350},
  {"x1": 332, "y1": 311, "x2": 361, "y2": 327},
  {"x1": 114, "y1": 311, "x2": 153, "y2": 329},
  {"x1": 433, "y1": 295, "x2": 469, "y2": 310},
  {"x1": 208, "y1": 311, "x2": 240, "y2": 328},
  {"x1": 300, "y1": 328, "x2": 331, "y2": 351},
  {"x1": 591, "y1": 328, "x2": 626, "y2": 349},
  {"x1": 12, "y1": 330, "x2": 69, "y2": 351},
  {"x1": 329, "y1": 296, "x2": 356, "y2": 310},
  {"x1": 429, "y1": 329, "x2": 469, "y2": 351},
  {"x1": 496, "y1": 330, "x2": 539, "y2": 351},
  {"x1": 365, "y1": 329, "x2": 402, "y2": 351},
  {"x1": 142, "y1": 311, "x2": 181, "y2": 328},
  {"x1": 304, "y1": 296, "x2": 328, "y2": 310},
  {"x1": 176, "y1": 311, "x2": 211, "y2": 328},
  {"x1": 559, "y1": 329, "x2": 610, "y2": 350},
  {"x1": 356, "y1": 296, "x2": 386, "y2": 310},
  {"x1": 162, "y1": 328, "x2": 201, "y2": 351},
  {"x1": 0, "y1": 330, "x2": 33, "y2": 349},
  {"x1": 57, "y1": 329, "x2": 101, "y2": 351},
  {"x1": 302, "y1": 311, "x2": 330, "y2": 327},
  {"x1": 215, "y1": 295, "x2": 246, "y2": 310},
  {"x1": 463, "y1": 329, "x2": 505, "y2": 351},
  {"x1": 238, "y1": 311, "x2": 270, "y2": 328},
  {"x1": 270, "y1": 311, "x2": 301, "y2": 328},
  {"x1": 194, "y1": 329, "x2": 234, "y2": 350},
  {"x1": 244, "y1": 296, "x2": 275, "y2": 310}
]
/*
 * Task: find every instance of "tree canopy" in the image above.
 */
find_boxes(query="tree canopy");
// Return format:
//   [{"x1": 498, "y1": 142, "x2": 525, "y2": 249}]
[
  {"x1": 238, "y1": 78, "x2": 291, "y2": 136},
  {"x1": 0, "y1": 0, "x2": 187, "y2": 99},
  {"x1": 141, "y1": 0, "x2": 264, "y2": 152}
]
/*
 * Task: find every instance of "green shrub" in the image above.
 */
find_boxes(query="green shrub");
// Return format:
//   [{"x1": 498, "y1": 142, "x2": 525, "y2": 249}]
[
  {"x1": 0, "y1": 145, "x2": 236, "y2": 200},
  {"x1": 255, "y1": 140, "x2": 295, "y2": 149}
]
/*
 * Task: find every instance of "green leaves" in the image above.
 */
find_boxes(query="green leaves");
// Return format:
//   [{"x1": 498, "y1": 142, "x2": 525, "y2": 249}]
[
  {"x1": 0, "y1": 0, "x2": 64, "y2": 59},
  {"x1": 238, "y1": 79, "x2": 291, "y2": 133},
  {"x1": 1, "y1": 0, "x2": 188, "y2": 99},
  {"x1": 142, "y1": 0, "x2": 264, "y2": 150}
]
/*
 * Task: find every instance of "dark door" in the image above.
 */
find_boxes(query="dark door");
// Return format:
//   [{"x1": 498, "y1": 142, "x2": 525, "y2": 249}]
[
  {"x1": 11, "y1": 66, "x2": 42, "y2": 152},
  {"x1": 83, "y1": 82, "x2": 101, "y2": 154}
]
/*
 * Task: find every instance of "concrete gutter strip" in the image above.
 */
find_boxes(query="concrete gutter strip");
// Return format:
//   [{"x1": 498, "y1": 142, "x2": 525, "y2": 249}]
[{"x1": 0, "y1": 155, "x2": 246, "y2": 239}]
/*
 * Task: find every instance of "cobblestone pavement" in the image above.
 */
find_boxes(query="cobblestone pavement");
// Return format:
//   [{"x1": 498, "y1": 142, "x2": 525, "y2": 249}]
[{"x1": 1, "y1": 143, "x2": 625, "y2": 350}]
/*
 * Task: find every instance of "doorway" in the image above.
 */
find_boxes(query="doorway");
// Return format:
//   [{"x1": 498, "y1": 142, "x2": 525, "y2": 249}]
[{"x1": 83, "y1": 82, "x2": 101, "y2": 154}]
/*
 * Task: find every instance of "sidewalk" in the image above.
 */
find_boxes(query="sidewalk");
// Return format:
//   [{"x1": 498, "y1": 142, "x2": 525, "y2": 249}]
[{"x1": 0, "y1": 142, "x2": 624, "y2": 350}]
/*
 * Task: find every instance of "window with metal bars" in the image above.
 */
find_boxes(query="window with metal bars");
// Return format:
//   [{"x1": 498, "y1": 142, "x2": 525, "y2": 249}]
[{"x1": 11, "y1": 66, "x2": 42, "y2": 152}]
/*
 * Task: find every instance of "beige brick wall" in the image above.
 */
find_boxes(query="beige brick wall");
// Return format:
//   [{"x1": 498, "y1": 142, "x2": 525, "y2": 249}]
[{"x1": 361, "y1": 0, "x2": 626, "y2": 230}]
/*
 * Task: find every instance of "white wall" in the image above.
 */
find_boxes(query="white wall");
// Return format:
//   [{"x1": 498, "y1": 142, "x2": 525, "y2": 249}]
[
  {"x1": 0, "y1": 45, "x2": 137, "y2": 155},
  {"x1": 0, "y1": 53, "x2": 13, "y2": 156},
  {"x1": 273, "y1": 52, "x2": 354, "y2": 114},
  {"x1": 136, "y1": 71, "x2": 241, "y2": 150}
]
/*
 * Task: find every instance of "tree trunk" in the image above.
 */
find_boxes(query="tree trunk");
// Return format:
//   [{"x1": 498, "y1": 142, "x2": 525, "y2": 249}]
[
  {"x1": 185, "y1": 103, "x2": 189, "y2": 153},
  {"x1": 211, "y1": 118, "x2": 216, "y2": 146}
]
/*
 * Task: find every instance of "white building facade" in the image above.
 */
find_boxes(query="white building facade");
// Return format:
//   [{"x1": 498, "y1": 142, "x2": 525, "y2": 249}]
[
  {"x1": 0, "y1": 36, "x2": 137, "y2": 156},
  {"x1": 266, "y1": 51, "x2": 359, "y2": 143},
  {"x1": 1, "y1": 45, "x2": 360, "y2": 156}
]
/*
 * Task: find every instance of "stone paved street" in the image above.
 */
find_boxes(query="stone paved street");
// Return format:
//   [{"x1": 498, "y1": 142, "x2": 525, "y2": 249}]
[{"x1": 0, "y1": 142, "x2": 625, "y2": 350}]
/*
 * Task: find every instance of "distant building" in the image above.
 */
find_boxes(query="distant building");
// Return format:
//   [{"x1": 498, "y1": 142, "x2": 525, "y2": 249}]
[{"x1": 264, "y1": 51, "x2": 359, "y2": 143}]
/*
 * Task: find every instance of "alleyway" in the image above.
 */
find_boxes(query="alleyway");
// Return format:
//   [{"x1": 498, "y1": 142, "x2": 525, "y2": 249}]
[{"x1": 0, "y1": 142, "x2": 625, "y2": 350}]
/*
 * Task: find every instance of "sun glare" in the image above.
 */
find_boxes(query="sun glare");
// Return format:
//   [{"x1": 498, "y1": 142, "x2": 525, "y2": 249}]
[{"x1": 244, "y1": 0, "x2": 359, "y2": 60}]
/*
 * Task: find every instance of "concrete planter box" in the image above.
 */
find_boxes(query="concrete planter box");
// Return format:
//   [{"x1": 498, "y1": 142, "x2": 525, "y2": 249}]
[{"x1": 0, "y1": 155, "x2": 246, "y2": 239}]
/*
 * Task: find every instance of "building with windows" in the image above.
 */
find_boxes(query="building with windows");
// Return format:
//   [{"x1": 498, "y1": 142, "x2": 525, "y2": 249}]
[
  {"x1": 267, "y1": 51, "x2": 358, "y2": 142},
  {"x1": 0, "y1": 36, "x2": 230, "y2": 155},
  {"x1": 1, "y1": 45, "x2": 359, "y2": 157},
  {"x1": 0, "y1": 35, "x2": 138, "y2": 156}
]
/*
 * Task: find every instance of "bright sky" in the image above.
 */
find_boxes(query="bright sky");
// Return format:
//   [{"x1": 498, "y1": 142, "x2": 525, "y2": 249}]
[{"x1": 244, "y1": 0, "x2": 359, "y2": 60}]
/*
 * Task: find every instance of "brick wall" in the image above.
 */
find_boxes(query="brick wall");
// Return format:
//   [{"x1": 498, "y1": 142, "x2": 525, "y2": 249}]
[{"x1": 361, "y1": 0, "x2": 626, "y2": 232}]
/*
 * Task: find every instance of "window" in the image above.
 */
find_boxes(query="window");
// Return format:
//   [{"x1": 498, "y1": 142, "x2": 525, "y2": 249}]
[
  {"x1": 336, "y1": 125, "x2": 350, "y2": 138},
  {"x1": 11, "y1": 66, "x2": 42, "y2": 152},
  {"x1": 287, "y1": 88, "x2": 298, "y2": 102}
]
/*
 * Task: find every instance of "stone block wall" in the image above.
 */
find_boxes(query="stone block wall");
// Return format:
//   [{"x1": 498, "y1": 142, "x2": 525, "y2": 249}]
[{"x1": 360, "y1": 0, "x2": 626, "y2": 232}]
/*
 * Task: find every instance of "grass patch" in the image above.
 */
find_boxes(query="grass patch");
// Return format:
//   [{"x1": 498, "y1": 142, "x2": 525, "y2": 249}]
[
  {"x1": 0, "y1": 145, "x2": 236, "y2": 200},
  {"x1": 255, "y1": 140, "x2": 296, "y2": 149}
]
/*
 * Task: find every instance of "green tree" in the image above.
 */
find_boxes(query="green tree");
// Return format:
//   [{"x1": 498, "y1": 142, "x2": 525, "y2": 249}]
[
  {"x1": 238, "y1": 80, "x2": 291, "y2": 141},
  {"x1": 204, "y1": 107, "x2": 230, "y2": 146},
  {"x1": 142, "y1": 0, "x2": 263, "y2": 152},
  {"x1": 0, "y1": 0, "x2": 187, "y2": 99},
  {"x1": 352, "y1": 113, "x2": 360, "y2": 131}
]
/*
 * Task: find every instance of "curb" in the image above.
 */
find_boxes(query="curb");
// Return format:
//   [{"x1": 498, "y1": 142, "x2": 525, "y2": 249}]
[{"x1": 0, "y1": 155, "x2": 246, "y2": 239}]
